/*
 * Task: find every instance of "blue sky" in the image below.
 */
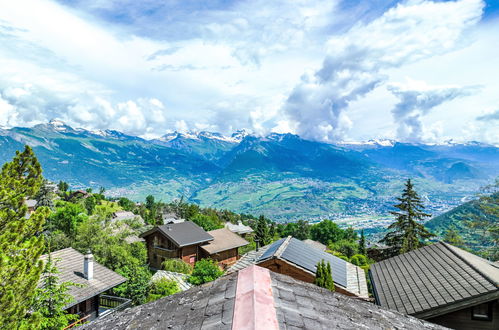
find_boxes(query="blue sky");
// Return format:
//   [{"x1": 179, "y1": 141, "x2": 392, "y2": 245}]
[{"x1": 0, "y1": 0, "x2": 498, "y2": 143}]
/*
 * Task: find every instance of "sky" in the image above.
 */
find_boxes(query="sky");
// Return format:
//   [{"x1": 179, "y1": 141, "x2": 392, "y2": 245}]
[{"x1": 0, "y1": 0, "x2": 498, "y2": 143}]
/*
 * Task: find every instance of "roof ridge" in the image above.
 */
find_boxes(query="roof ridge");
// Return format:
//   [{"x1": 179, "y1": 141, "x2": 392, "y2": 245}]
[
  {"x1": 440, "y1": 242, "x2": 498, "y2": 287},
  {"x1": 275, "y1": 236, "x2": 292, "y2": 259}
]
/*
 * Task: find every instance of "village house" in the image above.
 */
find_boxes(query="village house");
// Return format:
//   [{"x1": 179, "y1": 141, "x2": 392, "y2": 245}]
[
  {"x1": 255, "y1": 236, "x2": 369, "y2": 298},
  {"x1": 369, "y1": 242, "x2": 499, "y2": 330},
  {"x1": 140, "y1": 221, "x2": 214, "y2": 269},
  {"x1": 200, "y1": 228, "x2": 249, "y2": 269},
  {"x1": 39, "y1": 248, "x2": 129, "y2": 326},
  {"x1": 83, "y1": 265, "x2": 445, "y2": 330},
  {"x1": 140, "y1": 222, "x2": 248, "y2": 269}
]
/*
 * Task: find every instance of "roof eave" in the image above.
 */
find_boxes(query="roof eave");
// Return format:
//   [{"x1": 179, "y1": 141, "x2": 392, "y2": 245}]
[
  {"x1": 64, "y1": 278, "x2": 127, "y2": 309},
  {"x1": 414, "y1": 290, "x2": 499, "y2": 320}
]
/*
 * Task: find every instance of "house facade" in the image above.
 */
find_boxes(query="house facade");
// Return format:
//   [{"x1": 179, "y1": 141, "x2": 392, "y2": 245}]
[
  {"x1": 369, "y1": 242, "x2": 499, "y2": 330},
  {"x1": 200, "y1": 228, "x2": 249, "y2": 269}
]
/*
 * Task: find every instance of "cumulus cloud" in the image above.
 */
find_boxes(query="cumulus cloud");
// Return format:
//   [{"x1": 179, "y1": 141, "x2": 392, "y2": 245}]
[
  {"x1": 283, "y1": 0, "x2": 484, "y2": 142},
  {"x1": 388, "y1": 80, "x2": 479, "y2": 142}
]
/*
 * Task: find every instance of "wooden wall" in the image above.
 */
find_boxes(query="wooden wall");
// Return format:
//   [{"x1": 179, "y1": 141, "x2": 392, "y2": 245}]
[
  {"x1": 204, "y1": 248, "x2": 239, "y2": 269},
  {"x1": 257, "y1": 258, "x2": 358, "y2": 298},
  {"x1": 428, "y1": 300, "x2": 499, "y2": 330}
]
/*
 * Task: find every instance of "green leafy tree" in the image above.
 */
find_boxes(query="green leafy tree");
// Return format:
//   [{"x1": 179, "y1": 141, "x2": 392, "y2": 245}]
[
  {"x1": 118, "y1": 197, "x2": 135, "y2": 211},
  {"x1": 28, "y1": 254, "x2": 79, "y2": 330},
  {"x1": 162, "y1": 259, "x2": 193, "y2": 274},
  {"x1": 113, "y1": 263, "x2": 151, "y2": 305},
  {"x1": 380, "y1": 179, "x2": 434, "y2": 255},
  {"x1": 191, "y1": 214, "x2": 223, "y2": 231},
  {"x1": 350, "y1": 254, "x2": 368, "y2": 267},
  {"x1": 84, "y1": 195, "x2": 97, "y2": 215},
  {"x1": 147, "y1": 278, "x2": 179, "y2": 303},
  {"x1": 57, "y1": 181, "x2": 69, "y2": 193},
  {"x1": 46, "y1": 203, "x2": 88, "y2": 239},
  {"x1": 314, "y1": 260, "x2": 334, "y2": 291},
  {"x1": 328, "y1": 239, "x2": 359, "y2": 258},
  {"x1": 310, "y1": 220, "x2": 344, "y2": 245},
  {"x1": 280, "y1": 220, "x2": 310, "y2": 240},
  {"x1": 255, "y1": 215, "x2": 271, "y2": 246},
  {"x1": 188, "y1": 259, "x2": 223, "y2": 285},
  {"x1": 443, "y1": 226, "x2": 464, "y2": 248},
  {"x1": 0, "y1": 146, "x2": 49, "y2": 328},
  {"x1": 359, "y1": 229, "x2": 366, "y2": 255}
]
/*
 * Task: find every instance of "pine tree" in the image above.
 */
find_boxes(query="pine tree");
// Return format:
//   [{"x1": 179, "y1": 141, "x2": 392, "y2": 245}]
[
  {"x1": 324, "y1": 261, "x2": 335, "y2": 291},
  {"x1": 359, "y1": 229, "x2": 366, "y2": 255},
  {"x1": 314, "y1": 260, "x2": 325, "y2": 287},
  {"x1": 0, "y1": 146, "x2": 49, "y2": 328},
  {"x1": 443, "y1": 226, "x2": 464, "y2": 248},
  {"x1": 255, "y1": 215, "x2": 270, "y2": 246},
  {"x1": 381, "y1": 179, "x2": 434, "y2": 255},
  {"x1": 35, "y1": 179, "x2": 54, "y2": 209},
  {"x1": 27, "y1": 253, "x2": 79, "y2": 330}
]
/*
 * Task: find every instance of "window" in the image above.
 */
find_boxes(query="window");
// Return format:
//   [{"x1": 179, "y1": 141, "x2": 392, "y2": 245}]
[{"x1": 471, "y1": 302, "x2": 493, "y2": 321}]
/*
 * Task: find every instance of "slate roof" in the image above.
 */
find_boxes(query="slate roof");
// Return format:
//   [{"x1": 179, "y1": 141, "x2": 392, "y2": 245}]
[
  {"x1": 139, "y1": 221, "x2": 213, "y2": 247},
  {"x1": 224, "y1": 221, "x2": 253, "y2": 235},
  {"x1": 303, "y1": 239, "x2": 327, "y2": 251},
  {"x1": 257, "y1": 237, "x2": 368, "y2": 298},
  {"x1": 151, "y1": 270, "x2": 192, "y2": 292},
  {"x1": 225, "y1": 244, "x2": 271, "y2": 274},
  {"x1": 83, "y1": 266, "x2": 446, "y2": 330},
  {"x1": 369, "y1": 242, "x2": 499, "y2": 319},
  {"x1": 201, "y1": 228, "x2": 249, "y2": 254},
  {"x1": 40, "y1": 248, "x2": 126, "y2": 308}
]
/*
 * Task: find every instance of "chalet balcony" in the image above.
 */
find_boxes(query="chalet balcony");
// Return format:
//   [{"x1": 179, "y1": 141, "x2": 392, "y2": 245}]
[
  {"x1": 64, "y1": 295, "x2": 131, "y2": 329},
  {"x1": 153, "y1": 246, "x2": 178, "y2": 259}
]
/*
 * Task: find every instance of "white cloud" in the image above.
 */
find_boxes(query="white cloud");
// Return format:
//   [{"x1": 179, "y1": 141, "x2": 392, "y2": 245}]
[
  {"x1": 282, "y1": 0, "x2": 485, "y2": 142},
  {"x1": 0, "y1": 0, "x2": 497, "y2": 144}
]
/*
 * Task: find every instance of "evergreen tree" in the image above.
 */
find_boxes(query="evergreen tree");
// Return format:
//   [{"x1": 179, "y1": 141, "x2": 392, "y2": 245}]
[
  {"x1": 359, "y1": 229, "x2": 366, "y2": 255},
  {"x1": 57, "y1": 181, "x2": 69, "y2": 193},
  {"x1": 35, "y1": 180, "x2": 54, "y2": 209},
  {"x1": 0, "y1": 146, "x2": 49, "y2": 328},
  {"x1": 255, "y1": 215, "x2": 271, "y2": 246},
  {"x1": 381, "y1": 179, "x2": 434, "y2": 255},
  {"x1": 28, "y1": 253, "x2": 79, "y2": 330},
  {"x1": 314, "y1": 260, "x2": 334, "y2": 291}
]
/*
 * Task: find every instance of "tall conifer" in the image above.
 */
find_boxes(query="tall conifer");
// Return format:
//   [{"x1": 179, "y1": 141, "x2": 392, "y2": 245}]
[
  {"x1": 381, "y1": 179, "x2": 434, "y2": 255},
  {"x1": 0, "y1": 146, "x2": 49, "y2": 328}
]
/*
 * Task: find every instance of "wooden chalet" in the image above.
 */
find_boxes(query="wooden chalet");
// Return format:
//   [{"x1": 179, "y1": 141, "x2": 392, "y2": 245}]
[
  {"x1": 141, "y1": 222, "x2": 249, "y2": 270},
  {"x1": 369, "y1": 242, "x2": 499, "y2": 330},
  {"x1": 39, "y1": 248, "x2": 129, "y2": 326},
  {"x1": 140, "y1": 221, "x2": 214, "y2": 269},
  {"x1": 200, "y1": 228, "x2": 249, "y2": 269},
  {"x1": 255, "y1": 236, "x2": 369, "y2": 298}
]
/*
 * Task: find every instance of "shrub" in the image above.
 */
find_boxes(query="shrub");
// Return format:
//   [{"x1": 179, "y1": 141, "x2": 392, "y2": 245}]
[
  {"x1": 147, "y1": 278, "x2": 179, "y2": 302},
  {"x1": 162, "y1": 259, "x2": 193, "y2": 274},
  {"x1": 188, "y1": 259, "x2": 223, "y2": 285},
  {"x1": 350, "y1": 254, "x2": 368, "y2": 267}
]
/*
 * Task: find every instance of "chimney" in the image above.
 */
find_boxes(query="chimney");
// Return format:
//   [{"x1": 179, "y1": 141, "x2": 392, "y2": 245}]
[{"x1": 84, "y1": 250, "x2": 93, "y2": 280}]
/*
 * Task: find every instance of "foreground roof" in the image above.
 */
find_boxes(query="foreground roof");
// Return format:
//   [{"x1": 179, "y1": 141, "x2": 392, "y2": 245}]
[
  {"x1": 40, "y1": 248, "x2": 126, "y2": 308},
  {"x1": 201, "y1": 228, "x2": 249, "y2": 254},
  {"x1": 370, "y1": 242, "x2": 499, "y2": 319},
  {"x1": 84, "y1": 265, "x2": 445, "y2": 330},
  {"x1": 257, "y1": 237, "x2": 368, "y2": 298},
  {"x1": 140, "y1": 221, "x2": 213, "y2": 247}
]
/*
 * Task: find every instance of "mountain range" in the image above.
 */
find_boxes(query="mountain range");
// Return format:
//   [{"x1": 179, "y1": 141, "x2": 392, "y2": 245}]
[{"x1": 1, "y1": 120, "x2": 497, "y2": 222}]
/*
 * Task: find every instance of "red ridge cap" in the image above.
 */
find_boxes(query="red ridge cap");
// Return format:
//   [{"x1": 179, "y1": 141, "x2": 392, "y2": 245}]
[{"x1": 232, "y1": 265, "x2": 279, "y2": 330}]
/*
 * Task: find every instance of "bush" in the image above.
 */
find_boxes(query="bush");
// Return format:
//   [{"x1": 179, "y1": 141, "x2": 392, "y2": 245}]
[
  {"x1": 350, "y1": 254, "x2": 368, "y2": 267},
  {"x1": 147, "y1": 278, "x2": 179, "y2": 302},
  {"x1": 328, "y1": 239, "x2": 359, "y2": 258},
  {"x1": 162, "y1": 259, "x2": 193, "y2": 274},
  {"x1": 188, "y1": 259, "x2": 223, "y2": 285}
]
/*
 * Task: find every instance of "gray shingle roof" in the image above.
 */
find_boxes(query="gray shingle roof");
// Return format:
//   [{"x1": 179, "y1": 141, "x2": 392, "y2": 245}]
[
  {"x1": 369, "y1": 242, "x2": 499, "y2": 318},
  {"x1": 257, "y1": 237, "x2": 368, "y2": 297},
  {"x1": 83, "y1": 266, "x2": 446, "y2": 330},
  {"x1": 225, "y1": 244, "x2": 271, "y2": 274},
  {"x1": 302, "y1": 239, "x2": 327, "y2": 251},
  {"x1": 40, "y1": 248, "x2": 126, "y2": 308},
  {"x1": 140, "y1": 221, "x2": 213, "y2": 247}
]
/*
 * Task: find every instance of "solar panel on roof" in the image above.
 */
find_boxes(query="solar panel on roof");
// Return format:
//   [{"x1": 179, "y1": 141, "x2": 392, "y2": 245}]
[
  {"x1": 257, "y1": 238, "x2": 285, "y2": 262},
  {"x1": 280, "y1": 238, "x2": 348, "y2": 287}
]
